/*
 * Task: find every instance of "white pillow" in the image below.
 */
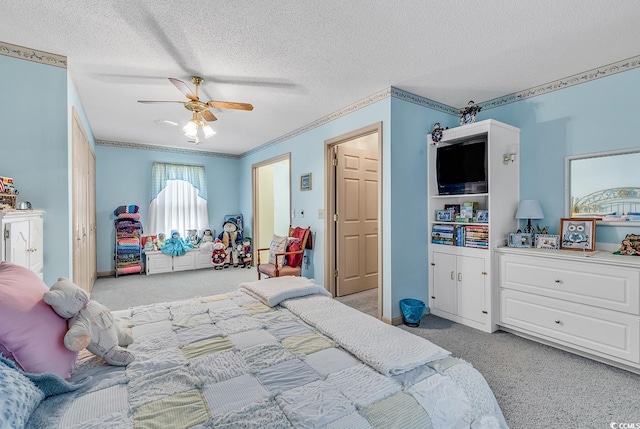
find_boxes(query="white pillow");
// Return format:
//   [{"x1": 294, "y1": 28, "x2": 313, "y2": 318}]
[{"x1": 268, "y1": 235, "x2": 287, "y2": 266}]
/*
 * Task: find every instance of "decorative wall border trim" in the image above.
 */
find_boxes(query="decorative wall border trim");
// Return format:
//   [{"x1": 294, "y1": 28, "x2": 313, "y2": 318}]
[
  {"x1": 95, "y1": 139, "x2": 240, "y2": 159},
  {"x1": 480, "y1": 55, "x2": 640, "y2": 110},
  {"x1": 242, "y1": 86, "x2": 459, "y2": 158},
  {"x1": 390, "y1": 87, "x2": 459, "y2": 115},
  {"x1": 242, "y1": 87, "x2": 392, "y2": 157},
  {"x1": 0, "y1": 41, "x2": 67, "y2": 68}
]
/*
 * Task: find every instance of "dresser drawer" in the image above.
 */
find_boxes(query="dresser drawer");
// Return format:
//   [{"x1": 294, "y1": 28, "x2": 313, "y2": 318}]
[
  {"x1": 499, "y1": 254, "x2": 640, "y2": 315},
  {"x1": 500, "y1": 289, "x2": 640, "y2": 364}
]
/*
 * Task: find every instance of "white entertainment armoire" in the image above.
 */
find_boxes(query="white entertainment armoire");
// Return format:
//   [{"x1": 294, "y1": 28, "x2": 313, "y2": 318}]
[{"x1": 428, "y1": 119, "x2": 519, "y2": 333}]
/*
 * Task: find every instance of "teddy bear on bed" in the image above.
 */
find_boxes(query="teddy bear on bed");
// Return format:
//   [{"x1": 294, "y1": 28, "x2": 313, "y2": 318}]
[{"x1": 43, "y1": 277, "x2": 135, "y2": 366}]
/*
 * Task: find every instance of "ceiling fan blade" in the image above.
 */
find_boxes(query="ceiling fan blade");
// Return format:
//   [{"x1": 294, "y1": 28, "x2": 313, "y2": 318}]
[
  {"x1": 137, "y1": 100, "x2": 185, "y2": 104},
  {"x1": 201, "y1": 110, "x2": 217, "y2": 122},
  {"x1": 207, "y1": 101, "x2": 254, "y2": 111},
  {"x1": 169, "y1": 78, "x2": 198, "y2": 101}
]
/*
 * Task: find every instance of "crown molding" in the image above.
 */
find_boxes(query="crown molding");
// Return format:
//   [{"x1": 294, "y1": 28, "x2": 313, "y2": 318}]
[
  {"x1": 242, "y1": 87, "x2": 392, "y2": 158},
  {"x1": 0, "y1": 41, "x2": 67, "y2": 68},
  {"x1": 95, "y1": 139, "x2": 240, "y2": 159},
  {"x1": 480, "y1": 55, "x2": 640, "y2": 110}
]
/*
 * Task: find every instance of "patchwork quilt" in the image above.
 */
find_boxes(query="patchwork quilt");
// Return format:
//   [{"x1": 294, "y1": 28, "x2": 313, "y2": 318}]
[{"x1": 27, "y1": 279, "x2": 508, "y2": 429}]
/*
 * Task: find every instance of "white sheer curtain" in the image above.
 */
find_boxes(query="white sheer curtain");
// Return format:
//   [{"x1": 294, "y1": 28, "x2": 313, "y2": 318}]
[{"x1": 146, "y1": 162, "x2": 210, "y2": 236}]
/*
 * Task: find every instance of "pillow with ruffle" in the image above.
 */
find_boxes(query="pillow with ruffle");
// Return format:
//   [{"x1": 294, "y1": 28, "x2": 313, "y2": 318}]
[{"x1": 268, "y1": 235, "x2": 287, "y2": 266}]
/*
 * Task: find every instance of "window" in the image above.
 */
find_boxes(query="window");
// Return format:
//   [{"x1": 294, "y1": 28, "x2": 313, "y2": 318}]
[{"x1": 146, "y1": 162, "x2": 210, "y2": 236}]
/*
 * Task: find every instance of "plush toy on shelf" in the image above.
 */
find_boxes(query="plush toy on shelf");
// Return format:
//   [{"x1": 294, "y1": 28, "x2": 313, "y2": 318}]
[
  {"x1": 161, "y1": 230, "x2": 194, "y2": 256},
  {"x1": 43, "y1": 278, "x2": 134, "y2": 366},
  {"x1": 154, "y1": 232, "x2": 166, "y2": 251},
  {"x1": 199, "y1": 228, "x2": 215, "y2": 253},
  {"x1": 217, "y1": 220, "x2": 243, "y2": 268}
]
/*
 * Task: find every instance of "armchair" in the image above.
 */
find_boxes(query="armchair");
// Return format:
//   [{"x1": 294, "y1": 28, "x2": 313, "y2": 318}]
[{"x1": 257, "y1": 226, "x2": 311, "y2": 280}]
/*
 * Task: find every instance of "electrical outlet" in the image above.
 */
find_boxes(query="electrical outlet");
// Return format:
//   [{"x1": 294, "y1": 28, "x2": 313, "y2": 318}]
[{"x1": 318, "y1": 209, "x2": 324, "y2": 219}]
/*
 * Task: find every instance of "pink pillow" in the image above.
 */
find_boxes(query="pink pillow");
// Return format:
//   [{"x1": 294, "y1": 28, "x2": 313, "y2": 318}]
[{"x1": 0, "y1": 262, "x2": 77, "y2": 379}]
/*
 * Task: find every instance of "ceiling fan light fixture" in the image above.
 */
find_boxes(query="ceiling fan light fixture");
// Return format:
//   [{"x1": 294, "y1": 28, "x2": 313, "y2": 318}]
[
  {"x1": 183, "y1": 120, "x2": 198, "y2": 138},
  {"x1": 203, "y1": 124, "x2": 216, "y2": 139}
]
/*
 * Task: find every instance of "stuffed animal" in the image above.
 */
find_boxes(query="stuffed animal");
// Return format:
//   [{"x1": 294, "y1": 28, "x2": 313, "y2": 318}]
[
  {"x1": 217, "y1": 220, "x2": 243, "y2": 267},
  {"x1": 211, "y1": 239, "x2": 227, "y2": 269},
  {"x1": 161, "y1": 230, "x2": 194, "y2": 256},
  {"x1": 43, "y1": 278, "x2": 134, "y2": 366},
  {"x1": 154, "y1": 232, "x2": 166, "y2": 251},
  {"x1": 199, "y1": 229, "x2": 215, "y2": 253}
]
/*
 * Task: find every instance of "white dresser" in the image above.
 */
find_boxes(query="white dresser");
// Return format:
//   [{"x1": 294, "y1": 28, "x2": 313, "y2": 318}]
[
  {"x1": 495, "y1": 247, "x2": 640, "y2": 373},
  {"x1": 1, "y1": 210, "x2": 44, "y2": 279}
]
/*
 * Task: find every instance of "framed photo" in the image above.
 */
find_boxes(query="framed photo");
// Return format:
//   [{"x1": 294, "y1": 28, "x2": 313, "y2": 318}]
[
  {"x1": 559, "y1": 218, "x2": 596, "y2": 251},
  {"x1": 444, "y1": 204, "x2": 460, "y2": 214},
  {"x1": 535, "y1": 234, "x2": 560, "y2": 249},
  {"x1": 508, "y1": 232, "x2": 533, "y2": 248},
  {"x1": 476, "y1": 210, "x2": 488, "y2": 223},
  {"x1": 300, "y1": 173, "x2": 312, "y2": 191},
  {"x1": 436, "y1": 209, "x2": 453, "y2": 221}
]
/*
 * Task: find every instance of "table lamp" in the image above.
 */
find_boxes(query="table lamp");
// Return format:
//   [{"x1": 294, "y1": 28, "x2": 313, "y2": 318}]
[{"x1": 516, "y1": 200, "x2": 544, "y2": 234}]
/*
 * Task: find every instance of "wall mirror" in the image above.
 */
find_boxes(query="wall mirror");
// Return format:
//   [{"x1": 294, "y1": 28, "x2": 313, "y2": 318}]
[{"x1": 566, "y1": 148, "x2": 640, "y2": 219}]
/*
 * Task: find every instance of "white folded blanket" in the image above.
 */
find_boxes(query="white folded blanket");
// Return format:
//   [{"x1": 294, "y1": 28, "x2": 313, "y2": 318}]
[
  {"x1": 283, "y1": 295, "x2": 450, "y2": 376},
  {"x1": 238, "y1": 276, "x2": 332, "y2": 307}
]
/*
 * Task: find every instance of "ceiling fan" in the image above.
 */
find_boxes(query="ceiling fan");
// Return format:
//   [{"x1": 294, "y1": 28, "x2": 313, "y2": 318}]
[{"x1": 138, "y1": 76, "x2": 254, "y2": 139}]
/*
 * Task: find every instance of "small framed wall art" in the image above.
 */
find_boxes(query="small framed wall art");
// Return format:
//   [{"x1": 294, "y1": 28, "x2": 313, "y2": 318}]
[
  {"x1": 535, "y1": 234, "x2": 560, "y2": 249},
  {"x1": 559, "y1": 218, "x2": 596, "y2": 251},
  {"x1": 300, "y1": 173, "x2": 312, "y2": 191},
  {"x1": 508, "y1": 232, "x2": 533, "y2": 248}
]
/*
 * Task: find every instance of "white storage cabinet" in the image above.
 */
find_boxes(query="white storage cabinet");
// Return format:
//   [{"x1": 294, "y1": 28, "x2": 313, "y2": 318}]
[
  {"x1": 1, "y1": 210, "x2": 44, "y2": 279},
  {"x1": 145, "y1": 249, "x2": 213, "y2": 275},
  {"x1": 428, "y1": 120, "x2": 520, "y2": 332}
]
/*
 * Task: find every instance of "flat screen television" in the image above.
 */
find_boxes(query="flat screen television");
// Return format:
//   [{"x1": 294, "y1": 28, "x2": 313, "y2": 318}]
[{"x1": 436, "y1": 140, "x2": 488, "y2": 195}]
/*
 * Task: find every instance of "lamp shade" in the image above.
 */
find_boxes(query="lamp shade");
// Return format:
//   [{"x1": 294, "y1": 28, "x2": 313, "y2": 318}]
[
  {"x1": 183, "y1": 121, "x2": 198, "y2": 139},
  {"x1": 515, "y1": 200, "x2": 544, "y2": 220}
]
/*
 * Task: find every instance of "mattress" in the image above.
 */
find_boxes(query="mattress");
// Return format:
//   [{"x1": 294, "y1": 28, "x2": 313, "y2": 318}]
[{"x1": 26, "y1": 278, "x2": 508, "y2": 429}]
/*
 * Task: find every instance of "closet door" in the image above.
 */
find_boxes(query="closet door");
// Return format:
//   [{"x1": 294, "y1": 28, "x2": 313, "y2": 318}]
[{"x1": 72, "y1": 107, "x2": 96, "y2": 293}]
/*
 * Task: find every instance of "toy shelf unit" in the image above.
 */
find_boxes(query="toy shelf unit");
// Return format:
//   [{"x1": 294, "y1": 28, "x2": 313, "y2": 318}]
[
  {"x1": 114, "y1": 218, "x2": 143, "y2": 277},
  {"x1": 428, "y1": 119, "x2": 520, "y2": 333}
]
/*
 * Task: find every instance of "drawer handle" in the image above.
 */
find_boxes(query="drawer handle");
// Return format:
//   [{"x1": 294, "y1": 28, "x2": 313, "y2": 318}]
[
  {"x1": 554, "y1": 320, "x2": 561, "y2": 324},
  {"x1": 554, "y1": 279, "x2": 561, "y2": 283},
  {"x1": 450, "y1": 271, "x2": 455, "y2": 280}
]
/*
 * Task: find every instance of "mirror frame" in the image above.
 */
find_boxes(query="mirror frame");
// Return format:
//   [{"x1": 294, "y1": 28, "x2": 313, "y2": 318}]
[{"x1": 565, "y1": 147, "x2": 640, "y2": 218}]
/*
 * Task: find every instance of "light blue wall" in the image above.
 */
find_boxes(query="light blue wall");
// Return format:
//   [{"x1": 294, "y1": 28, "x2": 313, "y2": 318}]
[
  {"x1": 239, "y1": 96, "x2": 454, "y2": 320},
  {"x1": 0, "y1": 55, "x2": 70, "y2": 286},
  {"x1": 239, "y1": 99, "x2": 391, "y2": 300},
  {"x1": 486, "y1": 66, "x2": 640, "y2": 244},
  {"x1": 94, "y1": 145, "x2": 241, "y2": 273}
]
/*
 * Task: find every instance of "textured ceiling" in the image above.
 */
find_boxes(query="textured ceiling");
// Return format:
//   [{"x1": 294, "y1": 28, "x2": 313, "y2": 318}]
[{"x1": 2, "y1": 1, "x2": 639, "y2": 155}]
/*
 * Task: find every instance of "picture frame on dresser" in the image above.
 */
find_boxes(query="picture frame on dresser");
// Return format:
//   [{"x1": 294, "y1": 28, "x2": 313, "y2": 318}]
[
  {"x1": 559, "y1": 218, "x2": 596, "y2": 251},
  {"x1": 508, "y1": 232, "x2": 532, "y2": 248},
  {"x1": 535, "y1": 234, "x2": 560, "y2": 249}
]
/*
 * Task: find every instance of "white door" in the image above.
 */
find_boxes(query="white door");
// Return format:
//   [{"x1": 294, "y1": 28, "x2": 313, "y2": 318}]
[
  {"x1": 432, "y1": 252, "x2": 457, "y2": 314},
  {"x1": 253, "y1": 155, "x2": 291, "y2": 263},
  {"x1": 336, "y1": 143, "x2": 379, "y2": 296}
]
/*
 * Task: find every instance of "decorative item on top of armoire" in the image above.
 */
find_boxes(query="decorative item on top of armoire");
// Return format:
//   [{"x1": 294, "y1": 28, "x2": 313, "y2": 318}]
[
  {"x1": 113, "y1": 205, "x2": 143, "y2": 277},
  {"x1": 430, "y1": 122, "x2": 449, "y2": 144},
  {"x1": 459, "y1": 100, "x2": 482, "y2": 125}
]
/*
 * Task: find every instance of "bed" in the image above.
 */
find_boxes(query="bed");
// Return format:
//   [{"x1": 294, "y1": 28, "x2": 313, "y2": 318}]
[{"x1": 8, "y1": 275, "x2": 507, "y2": 429}]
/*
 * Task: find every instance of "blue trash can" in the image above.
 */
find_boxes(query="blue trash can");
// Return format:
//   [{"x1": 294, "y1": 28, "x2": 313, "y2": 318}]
[{"x1": 400, "y1": 298, "x2": 426, "y2": 327}]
